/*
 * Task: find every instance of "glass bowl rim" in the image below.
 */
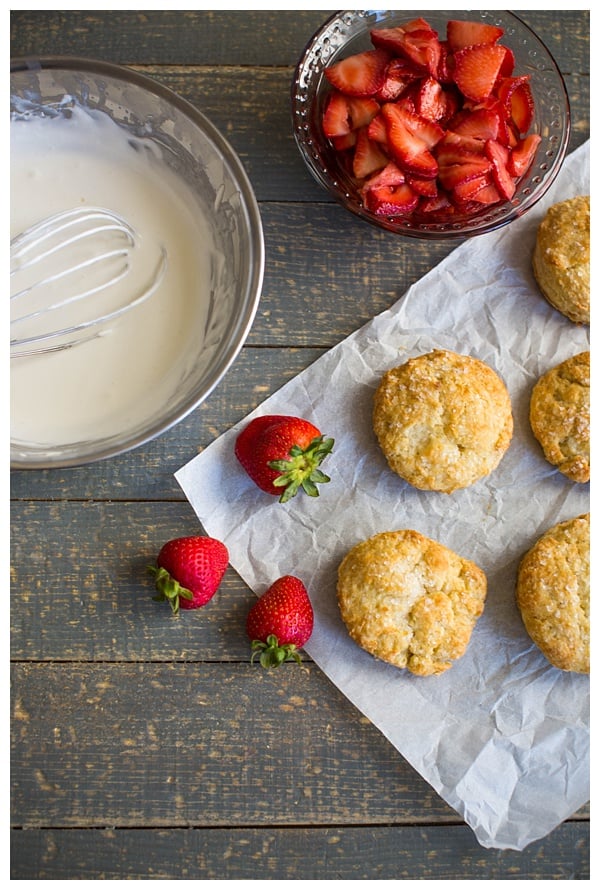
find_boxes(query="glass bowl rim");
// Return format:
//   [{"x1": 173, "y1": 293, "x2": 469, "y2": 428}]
[{"x1": 10, "y1": 55, "x2": 265, "y2": 469}]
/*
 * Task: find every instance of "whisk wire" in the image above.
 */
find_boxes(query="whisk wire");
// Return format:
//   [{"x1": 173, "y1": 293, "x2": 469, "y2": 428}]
[{"x1": 10, "y1": 207, "x2": 167, "y2": 358}]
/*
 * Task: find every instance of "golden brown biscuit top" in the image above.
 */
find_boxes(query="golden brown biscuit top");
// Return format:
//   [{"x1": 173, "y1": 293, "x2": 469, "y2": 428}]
[
  {"x1": 532, "y1": 194, "x2": 590, "y2": 324},
  {"x1": 536, "y1": 195, "x2": 589, "y2": 281},
  {"x1": 516, "y1": 513, "x2": 590, "y2": 674},
  {"x1": 337, "y1": 529, "x2": 487, "y2": 676},
  {"x1": 373, "y1": 349, "x2": 513, "y2": 493},
  {"x1": 529, "y1": 351, "x2": 590, "y2": 483}
]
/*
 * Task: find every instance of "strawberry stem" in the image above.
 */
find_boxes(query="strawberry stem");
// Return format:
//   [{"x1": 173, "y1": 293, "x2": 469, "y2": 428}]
[
  {"x1": 268, "y1": 435, "x2": 334, "y2": 503},
  {"x1": 250, "y1": 634, "x2": 302, "y2": 668},
  {"x1": 147, "y1": 564, "x2": 193, "y2": 615}
]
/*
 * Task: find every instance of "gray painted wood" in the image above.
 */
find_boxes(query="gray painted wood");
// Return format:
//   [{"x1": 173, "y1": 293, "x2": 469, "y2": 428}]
[{"x1": 10, "y1": 9, "x2": 590, "y2": 880}]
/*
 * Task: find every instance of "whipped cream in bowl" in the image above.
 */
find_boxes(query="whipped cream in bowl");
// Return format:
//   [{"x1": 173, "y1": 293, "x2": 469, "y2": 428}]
[{"x1": 10, "y1": 57, "x2": 264, "y2": 468}]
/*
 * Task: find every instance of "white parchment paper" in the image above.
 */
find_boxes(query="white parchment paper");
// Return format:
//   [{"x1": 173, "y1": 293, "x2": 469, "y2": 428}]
[{"x1": 176, "y1": 142, "x2": 590, "y2": 850}]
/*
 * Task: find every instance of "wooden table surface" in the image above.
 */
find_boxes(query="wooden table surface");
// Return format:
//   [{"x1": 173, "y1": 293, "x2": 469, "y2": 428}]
[{"x1": 10, "y1": 10, "x2": 590, "y2": 880}]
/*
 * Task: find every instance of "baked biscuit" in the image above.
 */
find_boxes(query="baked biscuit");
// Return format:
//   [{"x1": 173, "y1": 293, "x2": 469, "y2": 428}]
[
  {"x1": 516, "y1": 513, "x2": 590, "y2": 673},
  {"x1": 372, "y1": 349, "x2": 513, "y2": 493},
  {"x1": 529, "y1": 351, "x2": 590, "y2": 483},
  {"x1": 532, "y1": 195, "x2": 590, "y2": 324},
  {"x1": 337, "y1": 529, "x2": 487, "y2": 676}
]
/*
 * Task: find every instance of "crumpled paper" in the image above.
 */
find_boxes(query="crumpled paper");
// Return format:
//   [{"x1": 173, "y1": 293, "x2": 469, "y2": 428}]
[{"x1": 176, "y1": 142, "x2": 590, "y2": 851}]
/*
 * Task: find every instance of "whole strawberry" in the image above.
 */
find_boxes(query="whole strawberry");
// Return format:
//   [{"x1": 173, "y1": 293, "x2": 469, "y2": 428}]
[
  {"x1": 148, "y1": 536, "x2": 229, "y2": 615},
  {"x1": 234, "y1": 414, "x2": 334, "y2": 503},
  {"x1": 247, "y1": 575, "x2": 314, "y2": 668}
]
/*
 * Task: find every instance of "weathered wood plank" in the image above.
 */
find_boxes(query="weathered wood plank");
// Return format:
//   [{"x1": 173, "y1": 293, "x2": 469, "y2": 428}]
[
  {"x1": 9, "y1": 10, "x2": 589, "y2": 76},
  {"x1": 10, "y1": 822, "x2": 590, "y2": 880},
  {"x1": 9, "y1": 11, "x2": 590, "y2": 883},
  {"x1": 11, "y1": 662, "x2": 460, "y2": 828},
  {"x1": 11, "y1": 501, "x2": 254, "y2": 660},
  {"x1": 9, "y1": 10, "x2": 337, "y2": 67}
]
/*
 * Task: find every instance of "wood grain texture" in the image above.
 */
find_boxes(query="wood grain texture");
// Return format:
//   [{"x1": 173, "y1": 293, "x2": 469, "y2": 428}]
[
  {"x1": 11, "y1": 662, "x2": 459, "y2": 828},
  {"x1": 11, "y1": 823, "x2": 590, "y2": 881},
  {"x1": 10, "y1": 9, "x2": 590, "y2": 880}
]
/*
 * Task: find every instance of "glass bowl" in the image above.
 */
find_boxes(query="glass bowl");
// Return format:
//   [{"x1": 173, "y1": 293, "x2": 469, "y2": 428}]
[
  {"x1": 11, "y1": 56, "x2": 265, "y2": 469},
  {"x1": 291, "y1": 10, "x2": 570, "y2": 239}
]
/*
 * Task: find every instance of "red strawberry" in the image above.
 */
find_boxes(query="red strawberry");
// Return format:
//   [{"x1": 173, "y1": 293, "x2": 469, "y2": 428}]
[
  {"x1": 452, "y1": 171, "x2": 495, "y2": 203},
  {"x1": 360, "y1": 161, "x2": 406, "y2": 198},
  {"x1": 450, "y1": 106, "x2": 502, "y2": 141},
  {"x1": 497, "y1": 76, "x2": 534, "y2": 134},
  {"x1": 324, "y1": 48, "x2": 390, "y2": 97},
  {"x1": 148, "y1": 536, "x2": 229, "y2": 615},
  {"x1": 234, "y1": 414, "x2": 334, "y2": 503},
  {"x1": 446, "y1": 19, "x2": 504, "y2": 52},
  {"x1": 367, "y1": 113, "x2": 389, "y2": 145},
  {"x1": 453, "y1": 43, "x2": 508, "y2": 102},
  {"x1": 246, "y1": 575, "x2": 314, "y2": 668},
  {"x1": 406, "y1": 173, "x2": 438, "y2": 197},
  {"x1": 352, "y1": 127, "x2": 389, "y2": 179},
  {"x1": 331, "y1": 131, "x2": 357, "y2": 151},
  {"x1": 346, "y1": 96, "x2": 380, "y2": 129},
  {"x1": 376, "y1": 57, "x2": 421, "y2": 101},
  {"x1": 364, "y1": 182, "x2": 419, "y2": 216},
  {"x1": 415, "y1": 75, "x2": 446, "y2": 122},
  {"x1": 485, "y1": 138, "x2": 516, "y2": 200},
  {"x1": 508, "y1": 132, "x2": 541, "y2": 177},
  {"x1": 320, "y1": 17, "x2": 539, "y2": 223},
  {"x1": 322, "y1": 90, "x2": 351, "y2": 138},
  {"x1": 372, "y1": 21, "x2": 442, "y2": 77},
  {"x1": 382, "y1": 102, "x2": 442, "y2": 178}
]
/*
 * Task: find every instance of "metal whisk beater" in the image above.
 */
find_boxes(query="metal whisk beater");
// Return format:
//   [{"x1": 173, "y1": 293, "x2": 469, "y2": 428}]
[{"x1": 10, "y1": 206, "x2": 167, "y2": 358}]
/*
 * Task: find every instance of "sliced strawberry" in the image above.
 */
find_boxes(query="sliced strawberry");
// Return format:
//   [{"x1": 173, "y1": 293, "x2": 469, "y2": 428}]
[
  {"x1": 371, "y1": 23, "x2": 442, "y2": 76},
  {"x1": 497, "y1": 76, "x2": 534, "y2": 134},
  {"x1": 324, "y1": 48, "x2": 391, "y2": 97},
  {"x1": 507, "y1": 133, "x2": 541, "y2": 177},
  {"x1": 468, "y1": 97, "x2": 513, "y2": 145},
  {"x1": 367, "y1": 113, "x2": 388, "y2": 144},
  {"x1": 384, "y1": 102, "x2": 444, "y2": 148},
  {"x1": 452, "y1": 171, "x2": 494, "y2": 202},
  {"x1": 346, "y1": 96, "x2": 380, "y2": 130},
  {"x1": 485, "y1": 138, "x2": 516, "y2": 200},
  {"x1": 415, "y1": 76, "x2": 447, "y2": 122},
  {"x1": 498, "y1": 45, "x2": 515, "y2": 78},
  {"x1": 449, "y1": 106, "x2": 501, "y2": 142},
  {"x1": 370, "y1": 25, "x2": 412, "y2": 57},
  {"x1": 446, "y1": 19, "x2": 504, "y2": 52},
  {"x1": 360, "y1": 160, "x2": 406, "y2": 198},
  {"x1": 436, "y1": 131, "x2": 486, "y2": 164},
  {"x1": 364, "y1": 182, "x2": 419, "y2": 216},
  {"x1": 438, "y1": 156, "x2": 492, "y2": 190},
  {"x1": 453, "y1": 43, "x2": 508, "y2": 102},
  {"x1": 352, "y1": 127, "x2": 389, "y2": 179},
  {"x1": 322, "y1": 90, "x2": 351, "y2": 138},
  {"x1": 406, "y1": 173, "x2": 438, "y2": 197},
  {"x1": 402, "y1": 17, "x2": 437, "y2": 33},
  {"x1": 319, "y1": 17, "x2": 538, "y2": 224},
  {"x1": 417, "y1": 192, "x2": 454, "y2": 215},
  {"x1": 436, "y1": 39, "x2": 453, "y2": 83},
  {"x1": 331, "y1": 131, "x2": 356, "y2": 151},
  {"x1": 401, "y1": 28, "x2": 442, "y2": 77},
  {"x1": 382, "y1": 102, "x2": 441, "y2": 178},
  {"x1": 471, "y1": 181, "x2": 501, "y2": 204},
  {"x1": 376, "y1": 57, "x2": 421, "y2": 101}
]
